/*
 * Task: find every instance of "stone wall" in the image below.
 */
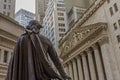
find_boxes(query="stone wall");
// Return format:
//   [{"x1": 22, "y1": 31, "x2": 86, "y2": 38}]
[{"x1": 0, "y1": 13, "x2": 24, "y2": 80}]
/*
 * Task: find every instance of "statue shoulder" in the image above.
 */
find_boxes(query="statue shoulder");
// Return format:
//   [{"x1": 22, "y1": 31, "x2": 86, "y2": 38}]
[
  {"x1": 39, "y1": 34, "x2": 51, "y2": 44},
  {"x1": 18, "y1": 33, "x2": 29, "y2": 42}
]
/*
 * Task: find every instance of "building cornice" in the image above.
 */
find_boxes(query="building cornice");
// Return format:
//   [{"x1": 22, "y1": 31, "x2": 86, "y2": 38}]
[
  {"x1": 0, "y1": 29, "x2": 17, "y2": 49},
  {"x1": 0, "y1": 36, "x2": 16, "y2": 49},
  {"x1": 0, "y1": 63, "x2": 8, "y2": 76},
  {"x1": 60, "y1": 23, "x2": 108, "y2": 61},
  {"x1": 0, "y1": 29, "x2": 18, "y2": 41},
  {"x1": 0, "y1": 13, "x2": 25, "y2": 30}
]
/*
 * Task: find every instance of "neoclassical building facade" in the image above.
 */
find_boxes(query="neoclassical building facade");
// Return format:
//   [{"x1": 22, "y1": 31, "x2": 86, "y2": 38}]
[
  {"x1": 0, "y1": 13, "x2": 24, "y2": 80},
  {"x1": 59, "y1": 0, "x2": 120, "y2": 80}
]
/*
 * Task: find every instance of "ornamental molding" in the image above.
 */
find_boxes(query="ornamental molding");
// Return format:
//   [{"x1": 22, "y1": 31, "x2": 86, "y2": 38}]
[
  {"x1": 60, "y1": 23, "x2": 108, "y2": 60},
  {"x1": 0, "y1": 29, "x2": 18, "y2": 41},
  {"x1": 0, "y1": 28, "x2": 18, "y2": 50},
  {"x1": 63, "y1": 35, "x2": 109, "y2": 64},
  {"x1": 0, "y1": 36, "x2": 16, "y2": 49},
  {"x1": 0, "y1": 13, "x2": 22, "y2": 27}
]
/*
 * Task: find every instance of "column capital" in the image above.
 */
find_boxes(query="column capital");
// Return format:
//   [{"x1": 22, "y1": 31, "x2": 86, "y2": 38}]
[
  {"x1": 67, "y1": 60, "x2": 72, "y2": 64},
  {"x1": 85, "y1": 48, "x2": 92, "y2": 53},
  {"x1": 65, "y1": 61, "x2": 69, "y2": 65},
  {"x1": 98, "y1": 36, "x2": 109, "y2": 46},
  {"x1": 81, "y1": 52, "x2": 85, "y2": 56},
  {"x1": 81, "y1": 52, "x2": 87, "y2": 57},
  {"x1": 92, "y1": 43, "x2": 98, "y2": 49},
  {"x1": 75, "y1": 54, "x2": 81, "y2": 59},
  {"x1": 64, "y1": 63, "x2": 68, "y2": 67},
  {"x1": 72, "y1": 58, "x2": 76, "y2": 62}
]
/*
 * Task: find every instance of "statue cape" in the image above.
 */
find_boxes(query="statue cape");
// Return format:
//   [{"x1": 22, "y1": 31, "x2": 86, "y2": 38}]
[{"x1": 6, "y1": 33, "x2": 62, "y2": 80}]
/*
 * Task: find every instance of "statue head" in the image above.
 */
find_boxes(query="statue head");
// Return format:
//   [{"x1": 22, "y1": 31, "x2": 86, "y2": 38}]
[
  {"x1": 26, "y1": 20, "x2": 42, "y2": 33},
  {"x1": 26, "y1": 20, "x2": 42, "y2": 30}
]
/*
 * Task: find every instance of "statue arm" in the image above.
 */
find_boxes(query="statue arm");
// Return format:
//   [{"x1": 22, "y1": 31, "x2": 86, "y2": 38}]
[{"x1": 48, "y1": 40, "x2": 71, "y2": 79}]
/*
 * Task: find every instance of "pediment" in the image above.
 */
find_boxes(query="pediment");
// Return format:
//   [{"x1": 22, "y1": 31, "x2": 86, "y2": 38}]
[{"x1": 60, "y1": 22, "x2": 107, "y2": 59}]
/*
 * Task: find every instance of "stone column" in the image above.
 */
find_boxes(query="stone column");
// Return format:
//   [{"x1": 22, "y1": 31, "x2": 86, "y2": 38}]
[
  {"x1": 92, "y1": 43, "x2": 105, "y2": 80},
  {"x1": 72, "y1": 58, "x2": 79, "y2": 80},
  {"x1": 63, "y1": 64, "x2": 68, "y2": 75},
  {"x1": 68, "y1": 61, "x2": 73, "y2": 80},
  {"x1": 82, "y1": 53, "x2": 90, "y2": 80},
  {"x1": 76, "y1": 56, "x2": 84, "y2": 80},
  {"x1": 66, "y1": 64, "x2": 69, "y2": 75},
  {"x1": 87, "y1": 48, "x2": 97, "y2": 80},
  {"x1": 8, "y1": 51, "x2": 11, "y2": 63},
  {"x1": 0, "y1": 49, "x2": 1, "y2": 62},
  {"x1": 1, "y1": 49, "x2": 4, "y2": 63},
  {"x1": 98, "y1": 37, "x2": 113, "y2": 80}
]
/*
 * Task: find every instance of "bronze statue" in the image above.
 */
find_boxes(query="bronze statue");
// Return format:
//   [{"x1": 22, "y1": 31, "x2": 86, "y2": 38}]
[{"x1": 6, "y1": 20, "x2": 71, "y2": 80}]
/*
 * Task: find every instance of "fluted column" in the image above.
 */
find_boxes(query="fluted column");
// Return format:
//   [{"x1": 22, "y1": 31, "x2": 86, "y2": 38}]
[
  {"x1": 82, "y1": 53, "x2": 90, "y2": 80},
  {"x1": 98, "y1": 37, "x2": 113, "y2": 80},
  {"x1": 72, "y1": 59, "x2": 79, "y2": 80},
  {"x1": 92, "y1": 43, "x2": 105, "y2": 80},
  {"x1": 87, "y1": 48, "x2": 97, "y2": 80},
  {"x1": 8, "y1": 51, "x2": 11, "y2": 63},
  {"x1": 64, "y1": 64, "x2": 69, "y2": 75},
  {"x1": 1, "y1": 49, "x2": 4, "y2": 63},
  {"x1": 76, "y1": 56, "x2": 84, "y2": 80},
  {"x1": 0, "y1": 49, "x2": 1, "y2": 62},
  {"x1": 68, "y1": 61, "x2": 73, "y2": 80}
]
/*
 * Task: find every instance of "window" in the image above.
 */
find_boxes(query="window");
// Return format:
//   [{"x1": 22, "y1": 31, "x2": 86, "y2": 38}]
[
  {"x1": 57, "y1": 4, "x2": 65, "y2": 7},
  {"x1": 3, "y1": 11, "x2": 6, "y2": 14},
  {"x1": 52, "y1": 38, "x2": 55, "y2": 42},
  {"x1": 58, "y1": 23, "x2": 65, "y2": 27},
  {"x1": 58, "y1": 12, "x2": 64, "y2": 16},
  {"x1": 57, "y1": 8, "x2": 65, "y2": 11},
  {"x1": 3, "y1": 4, "x2": 6, "y2": 9},
  {"x1": 51, "y1": 22, "x2": 53, "y2": 27},
  {"x1": 109, "y1": 7, "x2": 113, "y2": 16},
  {"x1": 113, "y1": 23, "x2": 117, "y2": 30},
  {"x1": 9, "y1": 0, "x2": 11, "y2": 3},
  {"x1": 3, "y1": 51, "x2": 8, "y2": 63},
  {"x1": 4, "y1": 0, "x2": 7, "y2": 2},
  {"x1": 59, "y1": 33, "x2": 64, "y2": 37},
  {"x1": 117, "y1": 35, "x2": 120, "y2": 43},
  {"x1": 51, "y1": 31, "x2": 54, "y2": 37},
  {"x1": 8, "y1": 5, "x2": 11, "y2": 10},
  {"x1": 58, "y1": 17, "x2": 64, "y2": 21},
  {"x1": 7, "y1": 12, "x2": 10, "y2": 16},
  {"x1": 118, "y1": 20, "x2": 120, "y2": 27},
  {"x1": 114, "y1": 3, "x2": 118, "y2": 12},
  {"x1": 59, "y1": 28, "x2": 65, "y2": 32},
  {"x1": 58, "y1": 1, "x2": 64, "y2": 3}
]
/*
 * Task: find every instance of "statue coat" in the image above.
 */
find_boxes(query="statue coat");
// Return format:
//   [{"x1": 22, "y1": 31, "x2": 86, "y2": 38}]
[{"x1": 6, "y1": 33, "x2": 66, "y2": 80}]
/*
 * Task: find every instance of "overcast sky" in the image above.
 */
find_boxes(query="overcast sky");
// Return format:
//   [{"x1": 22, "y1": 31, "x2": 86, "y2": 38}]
[{"x1": 15, "y1": 0, "x2": 35, "y2": 13}]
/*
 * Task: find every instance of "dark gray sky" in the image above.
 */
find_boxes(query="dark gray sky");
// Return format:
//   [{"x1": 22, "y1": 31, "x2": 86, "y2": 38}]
[{"x1": 15, "y1": 0, "x2": 35, "y2": 13}]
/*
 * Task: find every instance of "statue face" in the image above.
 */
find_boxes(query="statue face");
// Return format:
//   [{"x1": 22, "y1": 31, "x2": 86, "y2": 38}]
[{"x1": 27, "y1": 20, "x2": 42, "y2": 31}]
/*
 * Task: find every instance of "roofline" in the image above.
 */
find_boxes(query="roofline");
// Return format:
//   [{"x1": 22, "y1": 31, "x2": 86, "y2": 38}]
[{"x1": 0, "y1": 13, "x2": 25, "y2": 30}]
